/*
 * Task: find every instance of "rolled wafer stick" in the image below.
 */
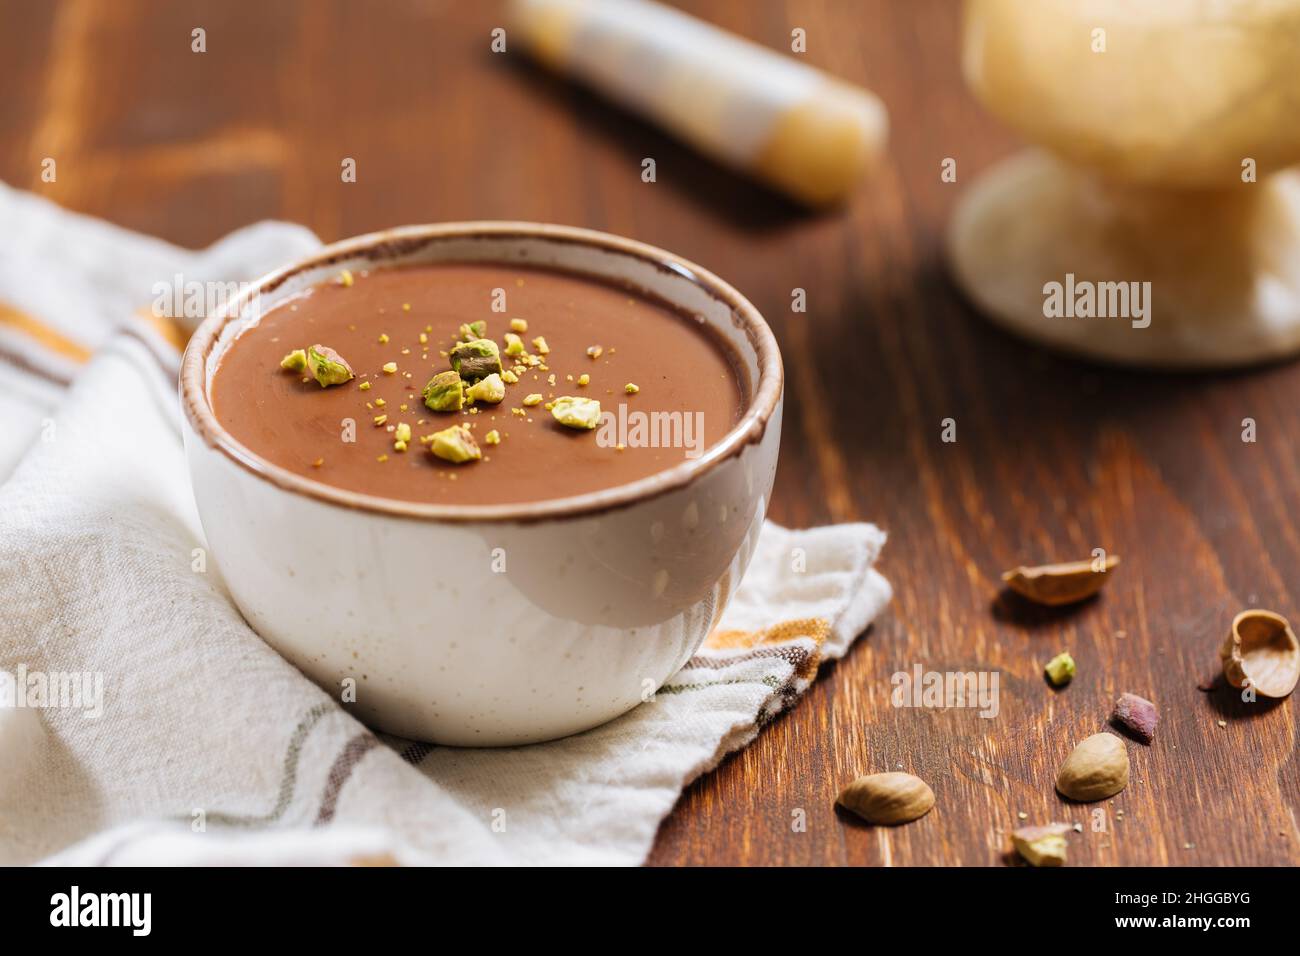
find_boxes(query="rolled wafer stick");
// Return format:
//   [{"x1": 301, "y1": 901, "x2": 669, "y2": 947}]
[{"x1": 508, "y1": 0, "x2": 888, "y2": 206}]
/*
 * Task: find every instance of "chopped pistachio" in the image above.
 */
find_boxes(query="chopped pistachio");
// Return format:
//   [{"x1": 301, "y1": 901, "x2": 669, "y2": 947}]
[
  {"x1": 458, "y1": 320, "x2": 488, "y2": 341},
  {"x1": 423, "y1": 370, "x2": 465, "y2": 412},
  {"x1": 532, "y1": 336, "x2": 549, "y2": 354},
  {"x1": 429, "y1": 424, "x2": 481, "y2": 464},
  {"x1": 394, "y1": 422, "x2": 412, "y2": 443},
  {"x1": 402, "y1": 302, "x2": 411, "y2": 311},
  {"x1": 306, "y1": 344, "x2": 354, "y2": 387},
  {"x1": 382, "y1": 361, "x2": 398, "y2": 374},
  {"x1": 522, "y1": 393, "x2": 543, "y2": 407},
  {"x1": 378, "y1": 333, "x2": 389, "y2": 344},
  {"x1": 374, "y1": 397, "x2": 386, "y2": 407},
  {"x1": 501, "y1": 369, "x2": 519, "y2": 384},
  {"x1": 393, "y1": 440, "x2": 408, "y2": 452},
  {"x1": 509, "y1": 318, "x2": 528, "y2": 333},
  {"x1": 625, "y1": 383, "x2": 639, "y2": 394},
  {"x1": 484, "y1": 429, "x2": 501, "y2": 445},
  {"x1": 450, "y1": 338, "x2": 502, "y2": 381},
  {"x1": 586, "y1": 345, "x2": 603, "y2": 360},
  {"x1": 377, "y1": 454, "x2": 388, "y2": 462},
  {"x1": 359, "y1": 381, "x2": 372, "y2": 391},
  {"x1": 419, "y1": 332, "x2": 428, "y2": 345},
  {"x1": 504, "y1": 332, "x2": 526, "y2": 356},
  {"x1": 1045, "y1": 652, "x2": 1076, "y2": 687},
  {"x1": 311, "y1": 457, "x2": 324, "y2": 468},
  {"x1": 578, "y1": 373, "x2": 590, "y2": 387},
  {"x1": 338, "y1": 269, "x2": 354, "y2": 287},
  {"x1": 524, "y1": 354, "x2": 541, "y2": 367},
  {"x1": 279, "y1": 348, "x2": 307, "y2": 372},
  {"x1": 466, "y1": 373, "x2": 506, "y2": 404},
  {"x1": 373, "y1": 414, "x2": 388, "y2": 426},
  {"x1": 551, "y1": 395, "x2": 601, "y2": 430}
]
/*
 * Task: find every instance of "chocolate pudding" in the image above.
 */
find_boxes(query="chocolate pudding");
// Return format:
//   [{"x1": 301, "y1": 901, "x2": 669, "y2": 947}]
[{"x1": 210, "y1": 263, "x2": 747, "y2": 505}]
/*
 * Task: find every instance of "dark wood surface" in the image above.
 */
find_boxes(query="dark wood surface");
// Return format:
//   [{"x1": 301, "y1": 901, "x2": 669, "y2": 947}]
[{"x1": 3, "y1": 0, "x2": 1296, "y2": 866}]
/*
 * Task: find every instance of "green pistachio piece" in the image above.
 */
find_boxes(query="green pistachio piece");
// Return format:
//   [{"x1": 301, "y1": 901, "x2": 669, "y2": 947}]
[
  {"x1": 280, "y1": 348, "x2": 307, "y2": 372},
  {"x1": 429, "y1": 424, "x2": 481, "y2": 464},
  {"x1": 466, "y1": 372, "x2": 505, "y2": 405},
  {"x1": 422, "y1": 370, "x2": 464, "y2": 412},
  {"x1": 1045, "y1": 652, "x2": 1076, "y2": 687},
  {"x1": 503, "y1": 332, "x2": 526, "y2": 356},
  {"x1": 449, "y1": 338, "x2": 503, "y2": 381},
  {"x1": 306, "y1": 344, "x2": 354, "y2": 387},
  {"x1": 458, "y1": 320, "x2": 488, "y2": 341},
  {"x1": 550, "y1": 395, "x2": 602, "y2": 430}
]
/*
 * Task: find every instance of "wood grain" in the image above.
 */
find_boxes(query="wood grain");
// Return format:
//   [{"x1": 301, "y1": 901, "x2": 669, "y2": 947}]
[{"x1": 2, "y1": 0, "x2": 1296, "y2": 865}]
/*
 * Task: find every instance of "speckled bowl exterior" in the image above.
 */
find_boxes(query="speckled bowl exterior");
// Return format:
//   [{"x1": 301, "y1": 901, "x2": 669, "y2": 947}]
[{"x1": 180, "y1": 222, "x2": 783, "y2": 745}]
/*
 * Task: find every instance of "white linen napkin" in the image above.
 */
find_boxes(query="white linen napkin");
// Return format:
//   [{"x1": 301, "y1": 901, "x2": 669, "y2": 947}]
[{"x1": 0, "y1": 182, "x2": 890, "y2": 866}]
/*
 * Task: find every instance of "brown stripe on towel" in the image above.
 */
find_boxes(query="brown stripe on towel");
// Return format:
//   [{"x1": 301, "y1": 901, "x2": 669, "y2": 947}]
[{"x1": 314, "y1": 733, "x2": 381, "y2": 825}]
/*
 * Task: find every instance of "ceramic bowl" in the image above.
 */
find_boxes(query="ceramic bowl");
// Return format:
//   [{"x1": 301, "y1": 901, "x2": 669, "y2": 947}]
[{"x1": 180, "y1": 222, "x2": 783, "y2": 745}]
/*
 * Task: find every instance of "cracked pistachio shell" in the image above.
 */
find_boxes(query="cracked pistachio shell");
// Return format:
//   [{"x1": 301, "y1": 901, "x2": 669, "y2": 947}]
[
  {"x1": 1001, "y1": 555, "x2": 1119, "y2": 606},
  {"x1": 1221, "y1": 610, "x2": 1299, "y2": 699}
]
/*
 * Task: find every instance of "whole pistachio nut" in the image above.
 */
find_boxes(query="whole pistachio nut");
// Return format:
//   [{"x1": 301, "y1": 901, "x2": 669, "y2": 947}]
[
  {"x1": 429, "y1": 424, "x2": 481, "y2": 464},
  {"x1": 450, "y1": 338, "x2": 503, "y2": 381},
  {"x1": 279, "y1": 348, "x2": 307, "y2": 372},
  {"x1": 550, "y1": 396, "x2": 602, "y2": 430},
  {"x1": 466, "y1": 372, "x2": 505, "y2": 405},
  {"x1": 1055, "y1": 732, "x2": 1129, "y2": 802},
  {"x1": 423, "y1": 370, "x2": 464, "y2": 412},
  {"x1": 1001, "y1": 555, "x2": 1120, "y2": 606},
  {"x1": 836, "y1": 772, "x2": 935, "y2": 825},
  {"x1": 306, "y1": 344, "x2": 354, "y2": 387}
]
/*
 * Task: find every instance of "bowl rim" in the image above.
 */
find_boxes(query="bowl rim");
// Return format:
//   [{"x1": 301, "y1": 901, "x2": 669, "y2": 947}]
[{"x1": 180, "y1": 221, "x2": 783, "y2": 524}]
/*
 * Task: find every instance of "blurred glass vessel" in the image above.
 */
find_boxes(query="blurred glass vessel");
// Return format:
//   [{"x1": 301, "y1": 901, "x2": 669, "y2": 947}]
[{"x1": 949, "y1": 0, "x2": 1300, "y2": 367}]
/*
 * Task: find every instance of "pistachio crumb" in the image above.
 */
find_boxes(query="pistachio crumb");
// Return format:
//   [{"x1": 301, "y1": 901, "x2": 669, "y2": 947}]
[
  {"x1": 382, "y1": 361, "x2": 398, "y2": 374},
  {"x1": 394, "y1": 440, "x2": 408, "y2": 453},
  {"x1": 551, "y1": 396, "x2": 601, "y2": 430},
  {"x1": 428, "y1": 424, "x2": 481, "y2": 464},
  {"x1": 359, "y1": 381, "x2": 372, "y2": 391},
  {"x1": 378, "y1": 333, "x2": 389, "y2": 344},
  {"x1": 625, "y1": 383, "x2": 639, "y2": 394},
  {"x1": 279, "y1": 348, "x2": 307, "y2": 372},
  {"x1": 419, "y1": 332, "x2": 428, "y2": 344},
  {"x1": 373, "y1": 414, "x2": 388, "y2": 426},
  {"x1": 374, "y1": 398, "x2": 386, "y2": 407},
  {"x1": 311, "y1": 457, "x2": 324, "y2": 467},
  {"x1": 402, "y1": 302, "x2": 411, "y2": 312},
  {"x1": 504, "y1": 332, "x2": 527, "y2": 356},
  {"x1": 376, "y1": 454, "x2": 388, "y2": 462},
  {"x1": 578, "y1": 373, "x2": 590, "y2": 386},
  {"x1": 510, "y1": 318, "x2": 528, "y2": 333},
  {"x1": 532, "y1": 336, "x2": 549, "y2": 354},
  {"x1": 394, "y1": 423, "x2": 412, "y2": 443},
  {"x1": 339, "y1": 269, "x2": 354, "y2": 287},
  {"x1": 501, "y1": 369, "x2": 519, "y2": 384},
  {"x1": 522, "y1": 393, "x2": 543, "y2": 407},
  {"x1": 484, "y1": 429, "x2": 501, "y2": 445},
  {"x1": 587, "y1": 345, "x2": 603, "y2": 360}
]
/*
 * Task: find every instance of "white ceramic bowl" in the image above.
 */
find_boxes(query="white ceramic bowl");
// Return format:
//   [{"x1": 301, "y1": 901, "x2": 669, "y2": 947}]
[{"x1": 180, "y1": 222, "x2": 783, "y2": 745}]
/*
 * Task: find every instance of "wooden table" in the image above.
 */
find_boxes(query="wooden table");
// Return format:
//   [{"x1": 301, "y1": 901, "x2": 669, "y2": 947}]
[{"x1": 4, "y1": 0, "x2": 1295, "y2": 866}]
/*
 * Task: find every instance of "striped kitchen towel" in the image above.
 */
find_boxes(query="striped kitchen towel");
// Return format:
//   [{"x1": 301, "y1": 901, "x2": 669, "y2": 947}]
[{"x1": 0, "y1": 182, "x2": 890, "y2": 866}]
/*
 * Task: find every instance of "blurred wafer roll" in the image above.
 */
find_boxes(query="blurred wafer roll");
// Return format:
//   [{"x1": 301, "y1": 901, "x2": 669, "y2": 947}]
[{"x1": 509, "y1": 0, "x2": 888, "y2": 206}]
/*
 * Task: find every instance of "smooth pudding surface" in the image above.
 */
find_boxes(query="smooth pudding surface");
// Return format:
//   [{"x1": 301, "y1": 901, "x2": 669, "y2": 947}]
[{"x1": 210, "y1": 263, "x2": 747, "y2": 505}]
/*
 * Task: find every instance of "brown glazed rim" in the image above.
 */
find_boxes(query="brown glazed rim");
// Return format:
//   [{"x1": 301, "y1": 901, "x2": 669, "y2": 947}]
[{"x1": 180, "y1": 222, "x2": 784, "y2": 524}]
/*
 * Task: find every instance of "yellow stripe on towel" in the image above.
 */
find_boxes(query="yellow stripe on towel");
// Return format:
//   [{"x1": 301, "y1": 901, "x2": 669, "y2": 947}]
[{"x1": 0, "y1": 301, "x2": 93, "y2": 363}]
